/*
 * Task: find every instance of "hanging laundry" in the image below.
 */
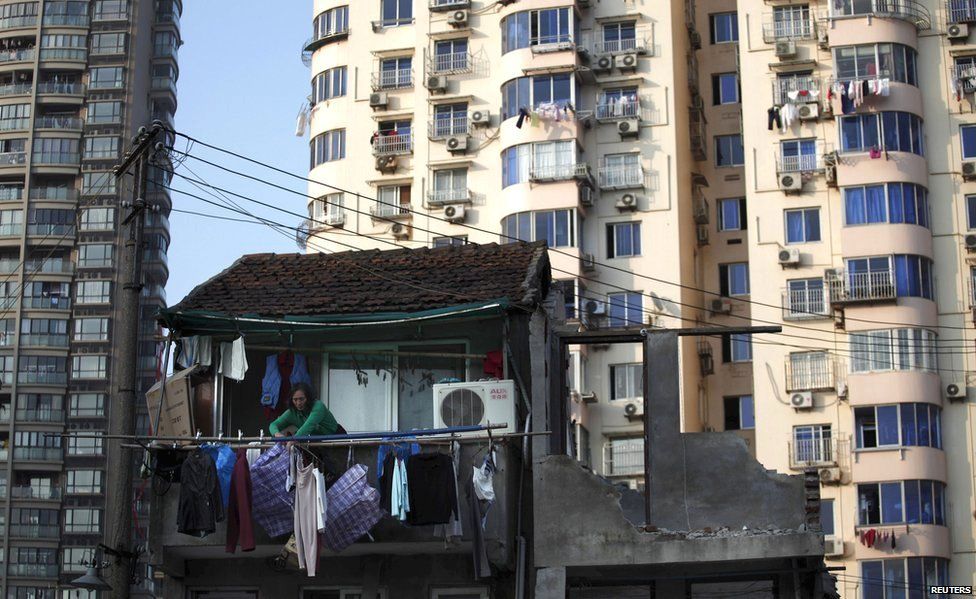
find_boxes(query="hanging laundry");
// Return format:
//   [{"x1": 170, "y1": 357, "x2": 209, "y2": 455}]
[
  {"x1": 878, "y1": 78, "x2": 890, "y2": 97},
  {"x1": 767, "y1": 106, "x2": 782, "y2": 131},
  {"x1": 390, "y1": 456, "x2": 410, "y2": 521},
  {"x1": 218, "y1": 336, "x2": 248, "y2": 381},
  {"x1": 245, "y1": 441, "x2": 262, "y2": 467},
  {"x1": 377, "y1": 441, "x2": 421, "y2": 480},
  {"x1": 780, "y1": 102, "x2": 798, "y2": 131},
  {"x1": 406, "y1": 453, "x2": 458, "y2": 525},
  {"x1": 891, "y1": 532, "x2": 896, "y2": 549},
  {"x1": 483, "y1": 350, "x2": 504, "y2": 378},
  {"x1": 294, "y1": 455, "x2": 320, "y2": 577},
  {"x1": 840, "y1": 86, "x2": 855, "y2": 115},
  {"x1": 178, "y1": 336, "x2": 212, "y2": 368},
  {"x1": 200, "y1": 443, "x2": 237, "y2": 507},
  {"x1": 865, "y1": 528, "x2": 877, "y2": 548},
  {"x1": 225, "y1": 448, "x2": 255, "y2": 554},
  {"x1": 249, "y1": 444, "x2": 295, "y2": 538},
  {"x1": 314, "y1": 468, "x2": 328, "y2": 533},
  {"x1": 177, "y1": 449, "x2": 225, "y2": 538},
  {"x1": 515, "y1": 108, "x2": 529, "y2": 128},
  {"x1": 468, "y1": 480, "x2": 491, "y2": 579},
  {"x1": 473, "y1": 450, "x2": 497, "y2": 529},
  {"x1": 322, "y1": 463, "x2": 384, "y2": 553},
  {"x1": 432, "y1": 441, "x2": 464, "y2": 543},
  {"x1": 295, "y1": 103, "x2": 309, "y2": 137},
  {"x1": 260, "y1": 352, "x2": 313, "y2": 410}
]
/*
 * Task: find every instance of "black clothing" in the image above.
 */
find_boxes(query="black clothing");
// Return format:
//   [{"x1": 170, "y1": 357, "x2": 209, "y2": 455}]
[
  {"x1": 406, "y1": 453, "x2": 457, "y2": 525},
  {"x1": 379, "y1": 451, "x2": 397, "y2": 513},
  {"x1": 768, "y1": 106, "x2": 781, "y2": 130},
  {"x1": 177, "y1": 449, "x2": 225, "y2": 537}
]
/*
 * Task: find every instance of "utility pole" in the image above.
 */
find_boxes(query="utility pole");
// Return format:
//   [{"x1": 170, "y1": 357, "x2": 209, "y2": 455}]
[{"x1": 104, "y1": 122, "x2": 163, "y2": 598}]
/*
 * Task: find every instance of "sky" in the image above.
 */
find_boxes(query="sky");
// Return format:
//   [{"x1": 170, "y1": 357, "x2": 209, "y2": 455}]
[{"x1": 165, "y1": 2, "x2": 311, "y2": 304}]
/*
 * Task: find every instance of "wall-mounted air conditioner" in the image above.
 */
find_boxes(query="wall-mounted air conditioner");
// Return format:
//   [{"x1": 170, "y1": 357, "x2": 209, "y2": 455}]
[{"x1": 432, "y1": 380, "x2": 516, "y2": 434}]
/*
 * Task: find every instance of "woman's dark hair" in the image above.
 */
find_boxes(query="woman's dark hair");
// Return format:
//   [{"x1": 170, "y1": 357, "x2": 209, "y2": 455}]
[{"x1": 290, "y1": 382, "x2": 317, "y2": 409}]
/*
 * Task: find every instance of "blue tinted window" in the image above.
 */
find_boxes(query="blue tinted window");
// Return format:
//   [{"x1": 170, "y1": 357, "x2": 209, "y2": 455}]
[{"x1": 965, "y1": 125, "x2": 976, "y2": 159}]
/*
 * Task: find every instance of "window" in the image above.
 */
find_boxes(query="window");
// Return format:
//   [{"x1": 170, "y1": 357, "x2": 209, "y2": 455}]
[
  {"x1": 607, "y1": 222, "x2": 641, "y2": 258},
  {"x1": 963, "y1": 124, "x2": 976, "y2": 159},
  {"x1": 18, "y1": 356, "x2": 67, "y2": 384},
  {"x1": 724, "y1": 395, "x2": 754, "y2": 429},
  {"x1": 85, "y1": 102, "x2": 122, "y2": 129},
  {"x1": 501, "y1": 209, "x2": 577, "y2": 247},
  {"x1": 32, "y1": 138, "x2": 79, "y2": 164},
  {"x1": 840, "y1": 112, "x2": 923, "y2": 155},
  {"x1": 433, "y1": 38, "x2": 468, "y2": 73},
  {"x1": 850, "y1": 328, "x2": 937, "y2": 373},
  {"x1": 719, "y1": 262, "x2": 750, "y2": 296},
  {"x1": 0, "y1": 104, "x2": 29, "y2": 130},
  {"x1": 71, "y1": 355, "x2": 107, "y2": 380},
  {"x1": 774, "y1": 71, "x2": 817, "y2": 105},
  {"x1": 432, "y1": 103, "x2": 468, "y2": 137},
  {"x1": 607, "y1": 292, "x2": 642, "y2": 328},
  {"x1": 374, "y1": 185, "x2": 410, "y2": 217},
  {"x1": 312, "y1": 67, "x2": 347, "y2": 104},
  {"x1": 600, "y1": 20, "x2": 638, "y2": 53},
  {"x1": 88, "y1": 66, "x2": 123, "y2": 89},
  {"x1": 718, "y1": 198, "x2": 746, "y2": 231},
  {"x1": 93, "y1": 0, "x2": 126, "y2": 20},
  {"x1": 67, "y1": 469, "x2": 102, "y2": 494},
  {"x1": 785, "y1": 208, "x2": 821, "y2": 243},
  {"x1": 74, "y1": 318, "x2": 108, "y2": 342},
  {"x1": 605, "y1": 435, "x2": 644, "y2": 476},
  {"x1": 313, "y1": 6, "x2": 349, "y2": 39},
  {"x1": 861, "y1": 558, "x2": 948, "y2": 599},
  {"x1": 380, "y1": 0, "x2": 412, "y2": 27},
  {"x1": 502, "y1": 141, "x2": 576, "y2": 187},
  {"x1": 432, "y1": 236, "x2": 468, "y2": 248},
  {"x1": 82, "y1": 171, "x2": 116, "y2": 196},
  {"x1": 67, "y1": 434, "x2": 103, "y2": 456},
  {"x1": 502, "y1": 8, "x2": 574, "y2": 53},
  {"x1": 311, "y1": 192, "x2": 344, "y2": 225},
  {"x1": 710, "y1": 12, "x2": 739, "y2": 44},
  {"x1": 64, "y1": 508, "x2": 101, "y2": 533},
  {"x1": 91, "y1": 32, "x2": 125, "y2": 55},
  {"x1": 310, "y1": 129, "x2": 345, "y2": 167},
  {"x1": 83, "y1": 136, "x2": 119, "y2": 160},
  {"x1": 968, "y1": 195, "x2": 976, "y2": 229},
  {"x1": 793, "y1": 424, "x2": 832, "y2": 463},
  {"x1": 79, "y1": 208, "x2": 114, "y2": 231},
  {"x1": 610, "y1": 363, "x2": 642, "y2": 401},
  {"x1": 501, "y1": 74, "x2": 573, "y2": 120},
  {"x1": 76, "y1": 280, "x2": 111, "y2": 304},
  {"x1": 69, "y1": 393, "x2": 105, "y2": 417},
  {"x1": 843, "y1": 183, "x2": 929, "y2": 228},
  {"x1": 785, "y1": 278, "x2": 826, "y2": 317},
  {"x1": 712, "y1": 73, "x2": 739, "y2": 105},
  {"x1": 78, "y1": 244, "x2": 114, "y2": 268},
  {"x1": 771, "y1": 5, "x2": 811, "y2": 39},
  {"x1": 9, "y1": 547, "x2": 58, "y2": 577},
  {"x1": 833, "y1": 43, "x2": 917, "y2": 86},
  {"x1": 858, "y1": 480, "x2": 946, "y2": 526},
  {"x1": 377, "y1": 56, "x2": 412, "y2": 89},
  {"x1": 714, "y1": 134, "x2": 744, "y2": 167},
  {"x1": 553, "y1": 279, "x2": 581, "y2": 320},
  {"x1": 21, "y1": 318, "x2": 68, "y2": 344},
  {"x1": 855, "y1": 403, "x2": 942, "y2": 449},
  {"x1": 779, "y1": 138, "x2": 818, "y2": 172},
  {"x1": 430, "y1": 168, "x2": 468, "y2": 203},
  {"x1": 821, "y1": 499, "x2": 835, "y2": 536},
  {"x1": 597, "y1": 87, "x2": 640, "y2": 119},
  {"x1": 62, "y1": 547, "x2": 93, "y2": 573},
  {"x1": 9, "y1": 588, "x2": 56, "y2": 599},
  {"x1": 600, "y1": 153, "x2": 642, "y2": 188}
]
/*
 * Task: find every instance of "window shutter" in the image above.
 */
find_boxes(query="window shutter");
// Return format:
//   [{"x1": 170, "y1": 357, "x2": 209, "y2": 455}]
[
  {"x1": 721, "y1": 334, "x2": 731, "y2": 363},
  {"x1": 719, "y1": 265, "x2": 729, "y2": 297}
]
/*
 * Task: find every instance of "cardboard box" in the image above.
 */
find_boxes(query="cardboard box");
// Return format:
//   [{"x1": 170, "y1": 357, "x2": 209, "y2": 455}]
[{"x1": 145, "y1": 365, "x2": 197, "y2": 438}]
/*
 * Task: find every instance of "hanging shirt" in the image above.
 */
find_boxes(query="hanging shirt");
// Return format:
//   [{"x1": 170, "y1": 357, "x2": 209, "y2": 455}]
[
  {"x1": 406, "y1": 453, "x2": 458, "y2": 526},
  {"x1": 199, "y1": 443, "x2": 237, "y2": 508},
  {"x1": 314, "y1": 469, "x2": 328, "y2": 533},
  {"x1": 390, "y1": 457, "x2": 410, "y2": 521},
  {"x1": 177, "y1": 449, "x2": 224, "y2": 538},
  {"x1": 225, "y1": 448, "x2": 256, "y2": 553},
  {"x1": 218, "y1": 337, "x2": 248, "y2": 381}
]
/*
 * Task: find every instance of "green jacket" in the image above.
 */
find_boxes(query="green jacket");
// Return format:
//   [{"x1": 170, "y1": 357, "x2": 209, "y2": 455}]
[{"x1": 269, "y1": 400, "x2": 339, "y2": 437}]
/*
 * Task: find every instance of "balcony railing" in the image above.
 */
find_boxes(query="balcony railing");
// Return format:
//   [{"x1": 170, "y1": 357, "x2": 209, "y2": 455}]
[
  {"x1": 427, "y1": 188, "x2": 470, "y2": 205},
  {"x1": 595, "y1": 99, "x2": 640, "y2": 121},
  {"x1": 788, "y1": 436, "x2": 848, "y2": 469},
  {"x1": 0, "y1": 48, "x2": 35, "y2": 63},
  {"x1": 428, "y1": 51, "x2": 471, "y2": 74},
  {"x1": 34, "y1": 116, "x2": 83, "y2": 130},
  {"x1": 13, "y1": 446, "x2": 63, "y2": 460},
  {"x1": 10, "y1": 485, "x2": 61, "y2": 500},
  {"x1": 32, "y1": 152, "x2": 80, "y2": 166},
  {"x1": 93, "y1": 9, "x2": 128, "y2": 22},
  {"x1": 154, "y1": 44, "x2": 179, "y2": 59},
  {"x1": 39, "y1": 48, "x2": 86, "y2": 61},
  {"x1": 371, "y1": 68, "x2": 413, "y2": 91},
  {"x1": 302, "y1": 26, "x2": 350, "y2": 52},
  {"x1": 781, "y1": 288, "x2": 830, "y2": 320},
  {"x1": 949, "y1": 0, "x2": 976, "y2": 23},
  {"x1": 598, "y1": 165, "x2": 643, "y2": 190},
  {"x1": 27, "y1": 223, "x2": 75, "y2": 236},
  {"x1": 43, "y1": 14, "x2": 90, "y2": 27},
  {"x1": 528, "y1": 162, "x2": 592, "y2": 183},
  {"x1": 594, "y1": 35, "x2": 650, "y2": 55},
  {"x1": 772, "y1": 76, "x2": 822, "y2": 106},
  {"x1": 24, "y1": 259, "x2": 73, "y2": 274},
  {"x1": 826, "y1": 269, "x2": 896, "y2": 304},
  {"x1": 372, "y1": 133, "x2": 413, "y2": 155},
  {"x1": 36, "y1": 82, "x2": 84, "y2": 95},
  {"x1": 20, "y1": 334, "x2": 69, "y2": 347},
  {"x1": 0, "y1": 118, "x2": 29, "y2": 131},
  {"x1": 370, "y1": 201, "x2": 411, "y2": 218},
  {"x1": 0, "y1": 83, "x2": 31, "y2": 97},
  {"x1": 761, "y1": 16, "x2": 816, "y2": 42},
  {"x1": 0, "y1": 15, "x2": 37, "y2": 28},
  {"x1": 777, "y1": 152, "x2": 823, "y2": 173},
  {"x1": 785, "y1": 354, "x2": 840, "y2": 391},
  {"x1": 429, "y1": 116, "x2": 469, "y2": 138},
  {"x1": 0, "y1": 151, "x2": 27, "y2": 166},
  {"x1": 603, "y1": 440, "x2": 645, "y2": 476},
  {"x1": 15, "y1": 408, "x2": 65, "y2": 421},
  {"x1": 30, "y1": 187, "x2": 77, "y2": 202},
  {"x1": 10, "y1": 524, "x2": 60, "y2": 538},
  {"x1": 829, "y1": 0, "x2": 930, "y2": 29},
  {"x1": 8, "y1": 564, "x2": 59, "y2": 578},
  {"x1": 529, "y1": 35, "x2": 575, "y2": 53},
  {"x1": 0, "y1": 223, "x2": 23, "y2": 237}
]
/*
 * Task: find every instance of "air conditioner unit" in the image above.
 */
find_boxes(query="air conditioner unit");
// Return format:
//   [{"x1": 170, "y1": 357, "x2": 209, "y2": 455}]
[
  {"x1": 798, "y1": 102, "x2": 819, "y2": 120},
  {"x1": 624, "y1": 402, "x2": 644, "y2": 418},
  {"x1": 580, "y1": 253, "x2": 596, "y2": 272},
  {"x1": 375, "y1": 155, "x2": 397, "y2": 172},
  {"x1": 579, "y1": 185, "x2": 594, "y2": 206},
  {"x1": 825, "y1": 165, "x2": 837, "y2": 187},
  {"x1": 696, "y1": 224, "x2": 709, "y2": 246},
  {"x1": 836, "y1": 381, "x2": 848, "y2": 398},
  {"x1": 779, "y1": 173, "x2": 802, "y2": 192},
  {"x1": 778, "y1": 247, "x2": 800, "y2": 266},
  {"x1": 948, "y1": 22, "x2": 970, "y2": 40},
  {"x1": 615, "y1": 52, "x2": 638, "y2": 72},
  {"x1": 710, "y1": 298, "x2": 731, "y2": 314},
  {"x1": 946, "y1": 381, "x2": 966, "y2": 401},
  {"x1": 775, "y1": 40, "x2": 797, "y2": 59},
  {"x1": 617, "y1": 119, "x2": 640, "y2": 138},
  {"x1": 470, "y1": 109, "x2": 491, "y2": 127},
  {"x1": 426, "y1": 75, "x2": 448, "y2": 92},
  {"x1": 790, "y1": 391, "x2": 813, "y2": 409},
  {"x1": 448, "y1": 10, "x2": 468, "y2": 26},
  {"x1": 690, "y1": 31, "x2": 702, "y2": 49},
  {"x1": 446, "y1": 135, "x2": 468, "y2": 153},
  {"x1": 824, "y1": 536, "x2": 845, "y2": 557},
  {"x1": 963, "y1": 161, "x2": 976, "y2": 180},
  {"x1": 443, "y1": 204, "x2": 466, "y2": 223},
  {"x1": 390, "y1": 222, "x2": 410, "y2": 239},
  {"x1": 593, "y1": 55, "x2": 613, "y2": 73},
  {"x1": 819, "y1": 467, "x2": 842, "y2": 484},
  {"x1": 369, "y1": 92, "x2": 388, "y2": 109},
  {"x1": 615, "y1": 193, "x2": 638, "y2": 210},
  {"x1": 584, "y1": 299, "x2": 605, "y2": 315},
  {"x1": 966, "y1": 233, "x2": 976, "y2": 250},
  {"x1": 432, "y1": 380, "x2": 516, "y2": 434}
]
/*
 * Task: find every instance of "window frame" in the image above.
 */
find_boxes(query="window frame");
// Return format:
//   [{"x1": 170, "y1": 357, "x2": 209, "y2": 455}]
[
  {"x1": 719, "y1": 262, "x2": 750, "y2": 297},
  {"x1": 607, "y1": 291, "x2": 643, "y2": 328},
  {"x1": 784, "y1": 207, "x2": 822, "y2": 244},
  {"x1": 710, "y1": 12, "x2": 739, "y2": 44},
  {"x1": 712, "y1": 72, "x2": 740, "y2": 105},
  {"x1": 610, "y1": 363, "x2": 643, "y2": 402},
  {"x1": 723, "y1": 395, "x2": 755, "y2": 429},
  {"x1": 606, "y1": 221, "x2": 641, "y2": 258},
  {"x1": 714, "y1": 134, "x2": 744, "y2": 167}
]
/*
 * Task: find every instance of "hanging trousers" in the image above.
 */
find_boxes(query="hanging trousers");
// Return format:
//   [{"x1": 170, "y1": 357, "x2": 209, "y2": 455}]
[{"x1": 294, "y1": 460, "x2": 320, "y2": 576}]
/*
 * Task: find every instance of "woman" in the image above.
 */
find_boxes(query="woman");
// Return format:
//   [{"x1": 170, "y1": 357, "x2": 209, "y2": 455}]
[{"x1": 269, "y1": 383, "x2": 343, "y2": 438}]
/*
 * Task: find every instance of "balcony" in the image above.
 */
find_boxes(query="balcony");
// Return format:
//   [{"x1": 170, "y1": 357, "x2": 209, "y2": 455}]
[
  {"x1": 151, "y1": 76, "x2": 178, "y2": 96},
  {"x1": 781, "y1": 288, "x2": 830, "y2": 320},
  {"x1": 39, "y1": 48, "x2": 86, "y2": 62},
  {"x1": 370, "y1": 201, "x2": 411, "y2": 219},
  {"x1": 428, "y1": 116, "x2": 469, "y2": 139},
  {"x1": 29, "y1": 186, "x2": 77, "y2": 202},
  {"x1": 0, "y1": 48, "x2": 35, "y2": 64},
  {"x1": 34, "y1": 116, "x2": 83, "y2": 131},
  {"x1": 785, "y1": 354, "x2": 842, "y2": 391},
  {"x1": 427, "y1": 51, "x2": 472, "y2": 75},
  {"x1": 595, "y1": 99, "x2": 640, "y2": 122},
  {"x1": 776, "y1": 144, "x2": 830, "y2": 174},
  {"x1": 761, "y1": 16, "x2": 816, "y2": 43},
  {"x1": 427, "y1": 187, "x2": 470, "y2": 206},
  {"x1": 32, "y1": 152, "x2": 80, "y2": 166},
  {"x1": 25, "y1": 260, "x2": 74, "y2": 274},
  {"x1": 27, "y1": 223, "x2": 75, "y2": 236},
  {"x1": 826, "y1": 269, "x2": 896, "y2": 304},
  {"x1": 20, "y1": 334, "x2": 69, "y2": 347},
  {"x1": 8, "y1": 564, "x2": 59, "y2": 578},
  {"x1": 36, "y1": 82, "x2": 84, "y2": 96},
  {"x1": 598, "y1": 165, "x2": 643, "y2": 190},
  {"x1": 0, "y1": 15, "x2": 37, "y2": 28},
  {"x1": 372, "y1": 133, "x2": 413, "y2": 156},
  {"x1": 0, "y1": 118, "x2": 29, "y2": 131},
  {"x1": 10, "y1": 523, "x2": 60, "y2": 538},
  {"x1": 0, "y1": 151, "x2": 27, "y2": 166},
  {"x1": 772, "y1": 76, "x2": 822, "y2": 106},
  {"x1": 528, "y1": 162, "x2": 592, "y2": 183},
  {"x1": 15, "y1": 407, "x2": 65, "y2": 422},
  {"x1": 0, "y1": 83, "x2": 31, "y2": 97},
  {"x1": 42, "y1": 14, "x2": 89, "y2": 27},
  {"x1": 154, "y1": 44, "x2": 179, "y2": 60},
  {"x1": 593, "y1": 33, "x2": 651, "y2": 56},
  {"x1": 788, "y1": 436, "x2": 849, "y2": 469},
  {"x1": 949, "y1": 0, "x2": 976, "y2": 23},
  {"x1": 92, "y1": 8, "x2": 128, "y2": 22},
  {"x1": 13, "y1": 446, "x2": 63, "y2": 460},
  {"x1": 429, "y1": 0, "x2": 470, "y2": 10},
  {"x1": 10, "y1": 485, "x2": 61, "y2": 500},
  {"x1": 828, "y1": 0, "x2": 930, "y2": 29},
  {"x1": 371, "y1": 69, "x2": 413, "y2": 91},
  {"x1": 603, "y1": 439, "x2": 644, "y2": 477},
  {"x1": 0, "y1": 223, "x2": 23, "y2": 237}
]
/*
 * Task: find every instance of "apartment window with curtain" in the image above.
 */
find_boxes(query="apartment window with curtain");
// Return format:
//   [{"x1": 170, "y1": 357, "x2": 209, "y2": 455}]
[
  {"x1": 724, "y1": 334, "x2": 752, "y2": 362},
  {"x1": 432, "y1": 103, "x2": 468, "y2": 137},
  {"x1": 850, "y1": 328, "x2": 937, "y2": 373},
  {"x1": 723, "y1": 395, "x2": 754, "y2": 429},
  {"x1": 597, "y1": 87, "x2": 639, "y2": 119},
  {"x1": 66, "y1": 469, "x2": 102, "y2": 494},
  {"x1": 76, "y1": 280, "x2": 110, "y2": 304},
  {"x1": 375, "y1": 185, "x2": 410, "y2": 217},
  {"x1": 610, "y1": 363, "x2": 642, "y2": 401},
  {"x1": 709, "y1": 12, "x2": 739, "y2": 43},
  {"x1": 378, "y1": 56, "x2": 412, "y2": 89},
  {"x1": 785, "y1": 278, "x2": 826, "y2": 317},
  {"x1": 712, "y1": 73, "x2": 739, "y2": 105},
  {"x1": 88, "y1": 66, "x2": 123, "y2": 89},
  {"x1": 309, "y1": 129, "x2": 345, "y2": 167},
  {"x1": 840, "y1": 112, "x2": 923, "y2": 155},
  {"x1": 600, "y1": 20, "x2": 637, "y2": 53},
  {"x1": 714, "y1": 134, "x2": 744, "y2": 167},
  {"x1": 833, "y1": 43, "x2": 917, "y2": 85},
  {"x1": 502, "y1": 7, "x2": 575, "y2": 53},
  {"x1": 313, "y1": 6, "x2": 349, "y2": 39},
  {"x1": 843, "y1": 183, "x2": 930, "y2": 228},
  {"x1": 501, "y1": 74, "x2": 573, "y2": 120},
  {"x1": 607, "y1": 292, "x2": 643, "y2": 328},
  {"x1": 718, "y1": 198, "x2": 746, "y2": 231},
  {"x1": 784, "y1": 208, "x2": 821, "y2": 243},
  {"x1": 69, "y1": 393, "x2": 105, "y2": 418},
  {"x1": 501, "y1": 210, "x2": 577, "y2": 247},
  {"x1": 962, "y1": 124, "x2": 976, "y2": 159},
  {"x1": 433, "y1": 38, "x2": 469, "y2": 73},
  {"x1": 71, "y1": 355, "x2": 107, "y2": 380},
  {"x1": 857, "y1": 480, "x2": 945, "y2": 526},
  {"x1": 844, "y1": 254, "x2": 933, "y2": 300},
  {"x1": 771, "y1": 5, "x2": 811, "y2": 39},
  {"x1": 380, "y1": 0, "x2": 413, "y2": 27},
  {"x1": 311, "y1": 67, "x2": 347, "y2": 104},
  {"x1": 861, "y1": 558, "x2": 948, "y2": 599},
  {"x1": 719, "y1": 262, "x2": 750, "y2": 296},
  {"x1": 502, "y1": 140, "x2": 576, "y2": 186},
  {"x1": 793, "y1": 424, "x2": 832, "y2": 463},
  {"x1": 854, "y1": 403, "x2": 941, "y2": 449},
  {"x1": 779, "y1": 138, "x2": 818, "y2": 172},
  {"x1": 968, "y1": 195, "x2": 976, "y2": 228},
  {"x1": 430, "y1": 168, "x2": 468, "y2": 204},
  {"x1": 607, "y1": 222, "x2": 641, "y2": 258}
]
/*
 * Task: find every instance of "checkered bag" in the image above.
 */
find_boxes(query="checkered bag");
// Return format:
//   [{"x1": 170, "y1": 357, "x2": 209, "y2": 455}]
[
  {"x1": 322, "y1": 463, "x2": 384, "y2": 553},
  {"x1": 249, "y1": 444, "x2": 294, "y2": 538}
]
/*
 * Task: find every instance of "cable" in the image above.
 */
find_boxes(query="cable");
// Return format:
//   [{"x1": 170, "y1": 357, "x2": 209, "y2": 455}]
[{"x1": 161, "y1": 128, "x2": 976, "y2": 334}]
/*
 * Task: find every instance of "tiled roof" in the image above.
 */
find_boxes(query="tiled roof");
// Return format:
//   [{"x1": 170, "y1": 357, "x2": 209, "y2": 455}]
[{"x1": 168, "y1": 241, "x2": 551, "y2": 318}]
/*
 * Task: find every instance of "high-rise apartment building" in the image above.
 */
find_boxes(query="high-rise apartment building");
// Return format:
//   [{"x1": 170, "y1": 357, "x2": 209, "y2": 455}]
[
  {"x1": 0, "y1": 1, "x2": 178, "y2": 597},
  {"x1": 303, "y1": 0, "x2": 973, "y2": 595}
]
